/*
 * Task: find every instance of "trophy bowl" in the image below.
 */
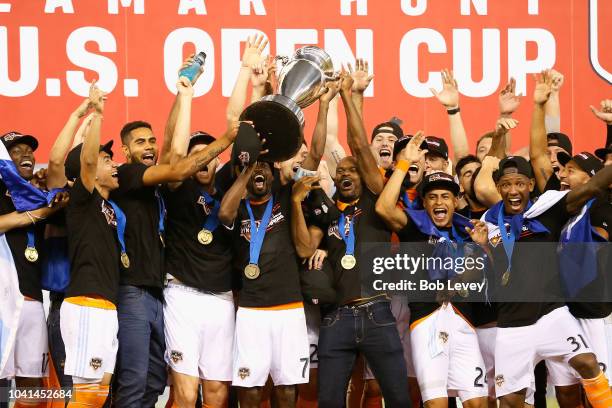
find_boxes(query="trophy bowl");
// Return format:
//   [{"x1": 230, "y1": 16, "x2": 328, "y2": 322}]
[{"x1": 240, "y1": 46, "x2": 334, "y2": 162}]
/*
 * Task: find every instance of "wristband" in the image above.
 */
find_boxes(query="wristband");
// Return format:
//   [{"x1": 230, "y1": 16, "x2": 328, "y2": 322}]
[
  {"x1": 447, "y1": 106, "x2": 460, "y2": 115},
  {"x1": 25, "y1": 211, "x2": 35, "y2": 225},
  {"x1": 395, "y1": 160, "x2": 410, "y2": 173}
]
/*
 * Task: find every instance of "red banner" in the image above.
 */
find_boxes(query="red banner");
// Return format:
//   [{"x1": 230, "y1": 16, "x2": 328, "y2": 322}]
[{"x1": 1, "y1": 0, "x2": 611, "y2": 162}]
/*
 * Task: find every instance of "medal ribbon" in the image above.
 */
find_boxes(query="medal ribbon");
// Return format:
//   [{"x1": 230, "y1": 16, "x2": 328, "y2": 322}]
[
  {"x1": 155, "y1": 188, "x2": 166, "y2": 239},
  {"x1": 201, "y1": 191, "x2": 220, "y2": 232},
  {"x1": 402, "y1": 191, "x2": 417, "y2": 210},
  {"x1": 497, "y1": 205, "x2": 516, "y2": 276},
  {"x1": 338, "y1": 212, "x2": 355, "y2": 257},
  {"x1": 26, "y1": 228, "x2": 36, "y2": 251},
  {"x1": 246, "y1": 197, "x2": 274, "y2": 266},
  {"x1": 108, "y1": 200, "x2": 128, "y2": 261}
]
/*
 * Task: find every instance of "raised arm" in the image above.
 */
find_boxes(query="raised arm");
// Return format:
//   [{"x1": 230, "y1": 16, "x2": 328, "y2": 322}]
[
  {"x1": 339, "y1": 71, "x2": 383, "y2": 194},
  {"x1": 160, "y1": 54, "x2": 204, "y2": 165},
  {"x1": 566, "y1": 165, "x2": 612, "y2": 214},
  {"x1": 349, "y1": 58, "x2": 373, "y2": 119},
  {"x1": 47, "y1": 98, "x2": 91, "y2": 189},
  {"x1": 489, "y1": 117, "x2": 516, "y2": 160},
  {"x1": 544, "y1": 69, "x2": 563, "y2": 133},
  {"x1": 323, "y1": 95, "x2": 345, "y2": 178},
  {"x1": 474, "y1": 155, "x2": 502, "y2": 207},
  {"x1": 375, "y1": 132, "x2": 426, "y2": 232},
  {"x1": 167, "y1": 77, "x2": 194, "y2": 164},
  {"x1": 141, "y1": 121, "x2": 238, "y2": 186},
  {"x1": 0, "y1": 193, "x2": 69, "y2": 234},
  {"x1": 590, "y1": 99, "x2": 612, "y2": 148},
  {"x1": 80, "y1": 82, "x2": 105, "y2": 192},
  {"x1": 301, "y1": 80, "x2": 339, "y2": 172},
  {"x1": 291, "y1": 176, "x2": 325, "y2": 258},
  {"x1": 226, "y1": 35, "x2": 268, "y2": 127},
  {"x1": 498, "y1": 77, "x2": 521, "y2": 152},
  {"x1": 430, "y1": 68, "x2": 468, "y2": 165},
  {"x1": 529, "y1": 70, "x2": 555, "y2": 192},
  {"x1": 218, "y1": 164, "x2": 255, "y2": 226}
]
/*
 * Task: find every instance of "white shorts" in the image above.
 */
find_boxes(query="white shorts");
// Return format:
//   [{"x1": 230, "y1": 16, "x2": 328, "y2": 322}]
[
  {"x1": 364, "y1": 295, "x2": 413, "y2": 380},
  {"x1": 0, "y1": 300, "x2": 48, "y2": 379},
  {"x1": 410, "y1": 304, "x2": 487, "y2": 402},
  {"x1": 546, "y1": 317, "x2": 610, "y2": 386},
  {"x1": 164, "y1": 283, "x2": 235, "y2": 381},
  {"x1": 60, "y1": 300, "x2": 118, "y2": 381},
  {"x1": 494, "y1": 306, "x2": 592, "y2": 398},
  {"x1": 476, "y1": 326, "x2": 496, "y2": 398},
  {"x1": 305, "y1": 303, "x2": 320, "y2": 370},
  {"x1": 232, "y1": 306, "x2": 310, "y2": 387}
]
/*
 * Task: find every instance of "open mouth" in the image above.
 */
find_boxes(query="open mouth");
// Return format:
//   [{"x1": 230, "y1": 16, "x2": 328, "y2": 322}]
[
  {"x1": 340, "y1": 178, "x2": 353, "y2": 190},
  {"x1": 560, "y1": 181, "x2": 570, "y2": 191},
  {"x1": 432, "y1": 208, "x2": 447, "y2": 222},
  {"x1": 111, "y1": 171, "x2": 118, "y2": 178},
  {"x1": 552, "y1": 165, "x2": 560, "y2": 175},
  {"x1": 508, "y1": 197, "x2": 522, "y2": 210},
  {"x1": 142, "y1": 152, "x2": 155, "y2": 165},
  {"x1": 19, "y1": 160, "x2": 33, "y2": 170},
  {"x1": 379, "y1": 148, "x2": 391, "y2": 159},
  {"x1": 408, "y1": 164, "x2": 419, "y2": 177},
  {"x1": 292, "y1": 163, "x2": 301, "y2": 174},
  {"x1": 254, "y1": 174, "x2": 265, "y2": 189}
]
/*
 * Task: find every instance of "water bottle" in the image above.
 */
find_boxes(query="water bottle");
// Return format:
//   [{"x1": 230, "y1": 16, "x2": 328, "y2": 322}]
[{"x1": 179, "y1": 51, "x2": 206, "y2": 83}]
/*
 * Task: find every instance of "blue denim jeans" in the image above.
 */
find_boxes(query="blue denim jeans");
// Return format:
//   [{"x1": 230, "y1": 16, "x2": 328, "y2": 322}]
[
  {"x1": 113, "y1": 285, "x2": 166, "y2": 408},
  {"x1": 317, "y1": 300, "x2": 411, "y2": 408}
]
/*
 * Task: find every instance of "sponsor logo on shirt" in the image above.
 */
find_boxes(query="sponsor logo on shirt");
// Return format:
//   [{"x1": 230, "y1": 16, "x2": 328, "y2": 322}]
[
  {"x1": 101, "y1": 201, "x2": 117, "y2": 227},
  {"x1": 197, "y1": 196, "x2": 214, "y2": 215},
  {"x1": 239, "y1": 202, "x2": 285, "y2": 242},
  {"x1": 488, "y1": 224, "x2": 534, "y2": 247}
]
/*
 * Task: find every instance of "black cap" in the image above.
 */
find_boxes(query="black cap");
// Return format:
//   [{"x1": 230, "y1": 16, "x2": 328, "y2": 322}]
[
  {"x1": 418, "y1": 171, "x2": 460, "y2": 196},
  {"x1": 230, "y1": 123, "x2": 261, "y2": 169},
  {"x1": 547, "y1": 132, "x2": 573, "y2": 155},
  {"x1": 371, "y1": 121, "x2": 403, "y2": 142},
  {"x1": 188, "y1": 131, "x2": 216, "y2": 152},
  {"x1": 424, "y1": 136, "x2": 449, "y2": 160},
  {"x1": 64, "y1": 141, "x2": 114, "y2": 181},
  {"x1": 557, "y1": 151, "x2": 604, "y2": 177},
  {"x1": 1, "y1": 131, "x2": 39, "y2": 152},
  {"x1": 392, "y1": 135, "x2": 428, "y2": 161},
  {"x1": 494, "y1": 156, "x2": 533, "y2": 182},
  {"x1": 594, "y1": 143, "x2": 612, "y2": 161}
]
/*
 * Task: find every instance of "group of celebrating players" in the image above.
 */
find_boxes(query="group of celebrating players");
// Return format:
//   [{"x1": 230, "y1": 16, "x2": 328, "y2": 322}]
[{"x1": 1, "y1": 34, "x2": 612, "y2": 408}]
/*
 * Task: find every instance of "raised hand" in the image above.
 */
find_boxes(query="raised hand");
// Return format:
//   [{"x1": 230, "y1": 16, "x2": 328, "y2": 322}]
[
  {"x1": 466, "y1": 219, "x2": 488, "y2": 247},
  {"x1": 291, "y1": 175, "x2": 321, "y2": 203},
  {"x1": 550, "y1": 69, "x2": 565, "y2": 92},
  {"x1": 338, "y1": 68, "x2": 354, "y2": 95},
  {"x1": 348, "y1": 58, "x2": 374, "y2": 94},
  {"x1": 178, "y1": 53, "x2": 204, "y2": 85},
  {"x1": 88, "y1": 80, "x2": 106, "y2": 113},
  {"x1": 499, "y1": 77, "x2": 521, "y2": 116},
  {"x1": 250, "y1": 59, "x2": 268, "y2": 88},
  {"x1": 242, "y1": 34, "x2": 268, "y2": 68},
  {"x1": 397, "y1": 131, "x2": 428, "y2": 164},
  {"x1": 495, "y1": 117, "x2": 519, "y2": 136},
  {"x1": 590, "y1": 99, "x2": 612, "y2": 124},
  {"x1": 430, "y1": 69, "x2": 459, "y2": 109},
  {"x1": 74, "y1": 98, "x2": 92, "y2": 118},
  {"x1": 319, "y1": 79, "x2": 341, "y2": 104},
  {"x1": 533, "y1": 70, "x2": 553, "y2": 105},
  {"x1": 176, "y1": 76, "x2": 193, "y2": 96}
]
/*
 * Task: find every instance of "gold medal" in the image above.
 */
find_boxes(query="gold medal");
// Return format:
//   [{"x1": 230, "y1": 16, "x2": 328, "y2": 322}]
[
  {"x1": 341, "y1": 254, "x2": 357, "y2": 270},
  {"x1": 244, "y1": 264, "x2": 261, "y2": 280},
  {"x1": 197, "y1": 229, "x2": 213, "y2": 245},
  {"x1": 24, "y1": 246, "x2": 38, "y2": 263},
  {"x1": 501, "y1": 270, "x2": 510, "y2": 286},
  {"x1": 121, "y1": 252, "x2": 130, "y2": 268}
]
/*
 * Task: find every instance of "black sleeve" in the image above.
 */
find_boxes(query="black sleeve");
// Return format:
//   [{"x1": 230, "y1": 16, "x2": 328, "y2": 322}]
[
  {"x1": 590, "y1": 200, "x2": 612, "y2": 240},
  {"x1": 537, "y1": 195, "x2": 571, "y2": 239},
  {"x1": 69, "y1": 178, "x2": 96, "y2": 206},
  {"x1": 117, "y1": 163, "x2": 148, "y2": 193}
]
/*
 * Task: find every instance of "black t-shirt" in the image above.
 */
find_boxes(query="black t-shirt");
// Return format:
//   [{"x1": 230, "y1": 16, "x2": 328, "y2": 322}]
[
  {"x1": 543, "y1": 175, "x2": 561, "y2": 192},
  {"x1": 0, "y1": 181, "x2": 44, "y2": 301},
  {"x1": 65, "y1": 179, "x2": 120, "y2": 304},
  {"x1": 397, "y1": 219, "x2": 479, "y2": 325},
  {"x1": 488, "y1": 196, "x2": 570, "y2": 327},
  {"x1": 109, "y1": 163, "x2": 164, "y2": 289},
  {"x1": 321, "y1": 190, "x2": 391, "y2": 305},
  {"x1": 230, "y1": 182, "x2": 302, "y2": 307},
  {"x1": 568, "y1": 198, "x2": 612, "y2": 319},
  {"x1": 457, "y1": 205, "x2": 486, "y2": 221},
  {"x1": 162, "y1": 179, "x2": 234, "y2": 292}
]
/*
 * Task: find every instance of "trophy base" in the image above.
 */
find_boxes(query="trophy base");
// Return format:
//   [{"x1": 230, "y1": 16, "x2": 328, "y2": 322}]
[{"x1": 240, "y1": 95, "x2": 304, "y2": 162}]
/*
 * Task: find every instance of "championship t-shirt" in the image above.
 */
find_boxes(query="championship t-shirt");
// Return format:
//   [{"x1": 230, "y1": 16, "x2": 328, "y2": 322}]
[
  {"x1": 65, "y1": 178, "x2": 120, "y2": 304},
  {"x1": 110, "y1": 163, "x2": 164, "y2": 289},
  {"x1": 162, "y1": 179, "x2": 234, "y2": 292},
  {"x1": 230, "y1": 182, "x2": 302, "y2": 307},
  {"x1": 488, "y1": 196, "x2": 570, "y2": 327},
  {"x1": 323, "y1": 190, "x2": 391, "y2": 305},
  {"x1": 0, "y1": 180, "x2": 45, "y2": 301}
]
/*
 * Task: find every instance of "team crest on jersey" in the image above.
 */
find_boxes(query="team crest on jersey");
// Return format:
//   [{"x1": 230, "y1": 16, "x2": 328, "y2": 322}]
[
  {"x1": 238, "y1": 367, "x2": 250, "y2": 379},
  {"x1": 197, "y1": 196, "x2": 214, "y2": 215},
  {"x1": 239, "y1": 203, "x2": 284, "y2": 242},
  {"x1": 438, "y1": 331, "x2": 449, "y2": 344},
  {"x1": 89, "y1": 357, "x2": 102, "y2": 370},
  {"x1": 170, "y1": 350, "x2": 183, "y2": 363},
  {"x1": 101, "y1": 201, "x2": 117, "y2": 227},
  {"x1": 495, "y1": 374, "x2": 505, "y2": 387}
]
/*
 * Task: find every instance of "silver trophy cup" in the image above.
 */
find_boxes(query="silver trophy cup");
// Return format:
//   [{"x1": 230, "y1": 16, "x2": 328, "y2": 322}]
[{"x1": 240, "y1": 46, "x2": 335, "y2": 162}]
